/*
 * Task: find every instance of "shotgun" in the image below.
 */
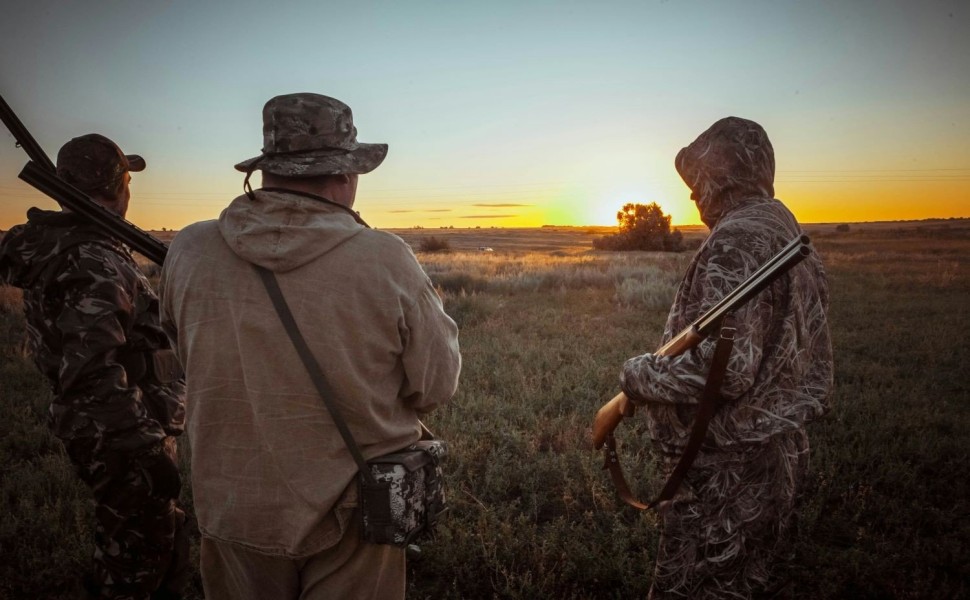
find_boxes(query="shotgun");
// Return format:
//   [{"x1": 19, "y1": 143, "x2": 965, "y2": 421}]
[
  {"x1": 592, "y1": 234, "x2": 813, "y2": 506},
  {"x1": 0, "y1": 93, "x2": 168, "y2": 265}
]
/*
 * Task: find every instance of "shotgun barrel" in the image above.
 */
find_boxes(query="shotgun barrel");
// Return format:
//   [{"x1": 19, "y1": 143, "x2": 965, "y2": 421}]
[
  {"x1": 0, "y1": 93, "x2": 55, "y2": 171},
  {"x1": 655, "y1": 234, "x2": 811, "y2": 357},
  {"x1": 1, "y1": 93, "x2": 169, "y2": 265},
  {"x1": 592, "y1": 234, "x2": 815, "y2": 510},
  {"x1": 593, "y1": 234, "x2": 814, "y2": 447},
  {"x1": 19, "y1": 161, "x2": 169, "y2": 265}
]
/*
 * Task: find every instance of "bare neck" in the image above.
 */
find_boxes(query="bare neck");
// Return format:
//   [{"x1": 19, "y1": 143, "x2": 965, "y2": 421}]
[{"x1": 261, "y1": 174, "x2": 356, "y2": 209}]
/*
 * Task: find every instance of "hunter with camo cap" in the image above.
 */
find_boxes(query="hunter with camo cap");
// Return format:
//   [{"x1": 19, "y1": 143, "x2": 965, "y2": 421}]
[
  {"x1": 609, "y1": 117, "x2": 834, "y2": 599},
  {"x1": 160, "y1": 93, "x2": 461, "y2": 600},
  {"x1": 0, "y1": 133, "x2": 189, "y2": 599}
]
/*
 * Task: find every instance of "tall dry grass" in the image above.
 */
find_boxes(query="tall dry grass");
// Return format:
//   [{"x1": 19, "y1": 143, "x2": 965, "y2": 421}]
[{"x1": 1, "y1": 225, "x2": 968, "y2": 598}]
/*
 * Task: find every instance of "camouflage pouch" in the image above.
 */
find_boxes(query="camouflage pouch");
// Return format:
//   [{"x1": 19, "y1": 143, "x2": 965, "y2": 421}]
[{"x1": 359, "y1": 439, "x2": 448, "y2": 547}]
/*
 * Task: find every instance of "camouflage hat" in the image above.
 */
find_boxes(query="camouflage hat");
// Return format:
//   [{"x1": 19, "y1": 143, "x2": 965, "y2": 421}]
[
  {"x1": 234, "y1": 93, "x2": 388, "y2": 177},
  {"x1": 56, "y1": 133, "x2": 145, "y2": 191}
]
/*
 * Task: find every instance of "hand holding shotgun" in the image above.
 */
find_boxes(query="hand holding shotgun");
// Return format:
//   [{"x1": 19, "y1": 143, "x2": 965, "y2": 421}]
[{"x1": 592, "y1": 234, "x2": 813, "y2": 509}]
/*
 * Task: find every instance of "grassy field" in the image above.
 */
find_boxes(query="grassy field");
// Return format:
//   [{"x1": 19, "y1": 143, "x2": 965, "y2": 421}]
[{"x1": 1, "y1": 220, "x2": 968, "y2": 599}]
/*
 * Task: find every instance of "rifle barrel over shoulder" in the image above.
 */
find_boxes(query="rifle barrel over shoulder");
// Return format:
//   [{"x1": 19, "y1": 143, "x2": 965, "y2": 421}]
[
  {"x1": 1, "y1": 93, "x2": 168, "y2": 266},
  {"x1": 0, "y1": 94, "x2": 55, "y2": 171},
  {"x1": 593, "y1": 235, "x2": 813, "y2": 448},
  {"x1": 593, "y1": 234, "x2": 816, "y2": 510},
  {"x1": 660, "y1": 234, "x2": 811, "y2": 354},
  {"x1": 19, "y1": 161, "x2": 168, "y2": 265}
]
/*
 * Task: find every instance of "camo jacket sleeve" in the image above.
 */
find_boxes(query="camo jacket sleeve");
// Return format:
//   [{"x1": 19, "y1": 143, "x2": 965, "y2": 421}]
[
  {"x1": 620, "y1": 199, "x2": 833, "y2": 450},
  {"x1": 47, "y1": 242, "x2": 168, "y2": 453}
]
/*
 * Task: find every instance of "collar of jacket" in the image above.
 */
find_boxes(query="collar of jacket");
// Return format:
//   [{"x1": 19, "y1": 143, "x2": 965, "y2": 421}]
[{"x1": 258, "y1": 187, "x2": 370, "y2": 228}]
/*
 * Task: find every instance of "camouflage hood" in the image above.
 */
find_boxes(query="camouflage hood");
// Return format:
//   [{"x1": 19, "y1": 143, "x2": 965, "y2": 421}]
[
  {"x1": 0, "y1": 208, "x2": 114, "y2": 289},
  {"x1": 217, "y1": 189, "x2": 364, "y2": 273},
  {"x1": 675, "y1": 117, "x2": 776, "y2": 228}
]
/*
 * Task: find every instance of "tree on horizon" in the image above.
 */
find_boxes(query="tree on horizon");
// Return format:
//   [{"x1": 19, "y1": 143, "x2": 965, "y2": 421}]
[{"x1": 593, "y1": 202, "x2": 684, "y2": 252}]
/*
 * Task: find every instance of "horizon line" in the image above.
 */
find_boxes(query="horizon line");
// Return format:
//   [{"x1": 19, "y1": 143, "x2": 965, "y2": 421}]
[{"x1": 122, "y1": 216, "x2": 970, "y2": 234}]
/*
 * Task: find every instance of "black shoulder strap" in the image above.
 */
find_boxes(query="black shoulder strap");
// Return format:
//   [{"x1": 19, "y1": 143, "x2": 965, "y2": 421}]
[
  {"x1": 252, "y1": 264, "x2": 377, "y2": 485},
  {"x1": 603, "y1": 319, "x2": 736, "y2": 510},
  {"x1": 648, "y1": 321, "x2": 735, "y2": 509}
]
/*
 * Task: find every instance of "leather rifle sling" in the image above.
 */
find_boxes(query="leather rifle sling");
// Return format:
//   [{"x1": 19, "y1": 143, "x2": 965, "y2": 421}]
[{"x1": 603, "y1": 319, "x2": 736, "y2": 510}]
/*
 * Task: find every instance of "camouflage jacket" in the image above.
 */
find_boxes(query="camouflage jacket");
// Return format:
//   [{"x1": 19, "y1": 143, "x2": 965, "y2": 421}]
[
  {"x1": 621, "y1": 117, "x2": 834, "y2": 456},
  {"x1": 0, "y1": 208, "x2": 184, "y2": 452}
]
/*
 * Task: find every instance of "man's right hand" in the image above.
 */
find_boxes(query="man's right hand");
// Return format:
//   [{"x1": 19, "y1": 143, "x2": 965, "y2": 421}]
[{"x1": 592, "y1": 392, "x2": 635, "y2": 449}]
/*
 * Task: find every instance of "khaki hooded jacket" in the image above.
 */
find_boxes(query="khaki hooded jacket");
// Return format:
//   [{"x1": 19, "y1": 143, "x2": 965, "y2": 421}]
[{"x1": 160, "y1": 189, "x2": 461, "y2": 556}]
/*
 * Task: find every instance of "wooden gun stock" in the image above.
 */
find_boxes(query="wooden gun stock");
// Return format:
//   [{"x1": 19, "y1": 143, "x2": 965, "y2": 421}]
[{"x1": 592, "y1": 235, "x2": 812, "y2": 450}]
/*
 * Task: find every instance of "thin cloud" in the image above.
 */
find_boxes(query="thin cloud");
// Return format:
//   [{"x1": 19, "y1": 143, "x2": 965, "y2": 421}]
[{"x1": 459, "y1": 214, "x2": 519, "y2": 219}]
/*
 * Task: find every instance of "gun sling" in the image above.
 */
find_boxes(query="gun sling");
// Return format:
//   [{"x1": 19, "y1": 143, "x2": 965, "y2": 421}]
[{"x1": 603, "y1": 319, "x2": 736, "y2": 510}]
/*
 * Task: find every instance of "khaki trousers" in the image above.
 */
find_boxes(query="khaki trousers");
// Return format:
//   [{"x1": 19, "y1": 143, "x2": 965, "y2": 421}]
[{"x1": 200, "y1": 518, "x2": 406, "y2": 600}]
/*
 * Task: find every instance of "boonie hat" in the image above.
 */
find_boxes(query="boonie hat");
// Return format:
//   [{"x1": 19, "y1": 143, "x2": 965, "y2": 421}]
[
  {"x1": 234, "y1": 93, "x2": 387, "y2": 177},
  {"x1": 56, "y1": 133, "x2": 145, "y2": 191}
]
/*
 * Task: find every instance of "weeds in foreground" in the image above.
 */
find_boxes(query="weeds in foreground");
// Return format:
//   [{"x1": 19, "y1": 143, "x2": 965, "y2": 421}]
[{"x1": 2, "y1": 230, "x2": 968, "y2": 599}]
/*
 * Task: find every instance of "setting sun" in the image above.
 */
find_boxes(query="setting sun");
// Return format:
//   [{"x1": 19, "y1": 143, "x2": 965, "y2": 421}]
[{"x1": 0, "y1": 2, "x2": 967, "y2": 233}]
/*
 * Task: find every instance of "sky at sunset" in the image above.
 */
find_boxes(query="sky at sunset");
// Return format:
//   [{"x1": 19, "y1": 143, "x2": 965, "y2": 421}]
[{"x1": 1, "y1": 0, "x2": 967, "y2": 231}]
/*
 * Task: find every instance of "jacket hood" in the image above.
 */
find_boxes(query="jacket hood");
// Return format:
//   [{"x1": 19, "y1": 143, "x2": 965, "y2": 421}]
[
  {"x1": 0, "y1": 208, "x2": 109, "y2": 289},
  {"x1": 217, "y1": 189, "x2": 365, "y2": 272},
  {"x1": 675, "y1": 117, "x2": 776, "y2": 228}
]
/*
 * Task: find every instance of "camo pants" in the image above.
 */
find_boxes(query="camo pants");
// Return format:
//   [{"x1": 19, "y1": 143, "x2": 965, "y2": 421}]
[
  {"x1": 649, "y1": 429, "x2": 810, "y2": 600},
  {"x1": 66, "y1": 435, "x2": 189, "y2": 600}
]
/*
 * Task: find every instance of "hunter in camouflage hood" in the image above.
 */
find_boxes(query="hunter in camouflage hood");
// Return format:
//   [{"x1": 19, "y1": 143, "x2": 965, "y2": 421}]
[
  {"x1": 619, "y1": 117, "x2": 834, "y2": 598},
  {"x1": 674, "y1": 116, "x2": 776, "y2": 228}
]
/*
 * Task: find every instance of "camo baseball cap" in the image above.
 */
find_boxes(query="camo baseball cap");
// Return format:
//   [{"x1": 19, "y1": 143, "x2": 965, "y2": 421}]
[
  {"x1": 234, "y1": 93, "x2": 387, "y2": 177},
  {"x1": 56, "y1": 133, "x2": 145, "y2": 191}
]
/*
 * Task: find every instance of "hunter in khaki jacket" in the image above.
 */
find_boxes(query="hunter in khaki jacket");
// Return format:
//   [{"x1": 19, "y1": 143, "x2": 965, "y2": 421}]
[{"x1": 160, "y1": 93, "x2": 460, "y2": 600}]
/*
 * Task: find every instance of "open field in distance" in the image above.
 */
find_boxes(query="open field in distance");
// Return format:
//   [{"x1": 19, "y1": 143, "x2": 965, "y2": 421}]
[
  {"x1": 1, "y1": 218, "x2": 968, "y2": 598},
  {"x1": 145, "y1": 217, "x2": 968, "y2": 254}
]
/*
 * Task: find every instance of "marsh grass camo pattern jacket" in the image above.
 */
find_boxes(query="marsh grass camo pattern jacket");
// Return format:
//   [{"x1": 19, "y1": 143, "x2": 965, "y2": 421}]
[
  {"x1": 620, "y1": 117, "x2": 834, "y2": 476},
  {"x1": 619, "y1": 117, "x2": 834, "y2": 597}
]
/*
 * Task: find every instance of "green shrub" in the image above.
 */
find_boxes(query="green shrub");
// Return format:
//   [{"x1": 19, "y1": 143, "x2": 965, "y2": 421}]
[{"x1": 593, "y1": 203, "x2": 685, "y2": 252}]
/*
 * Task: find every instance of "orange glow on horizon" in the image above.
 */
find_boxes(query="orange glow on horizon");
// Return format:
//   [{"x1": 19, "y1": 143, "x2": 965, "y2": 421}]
[
  {"x1": 2, "y1": 176, "x2": 967, "y2": 232},
  {"x1": 780, "y1": 179, "x2": 970, "y2": 225}
]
